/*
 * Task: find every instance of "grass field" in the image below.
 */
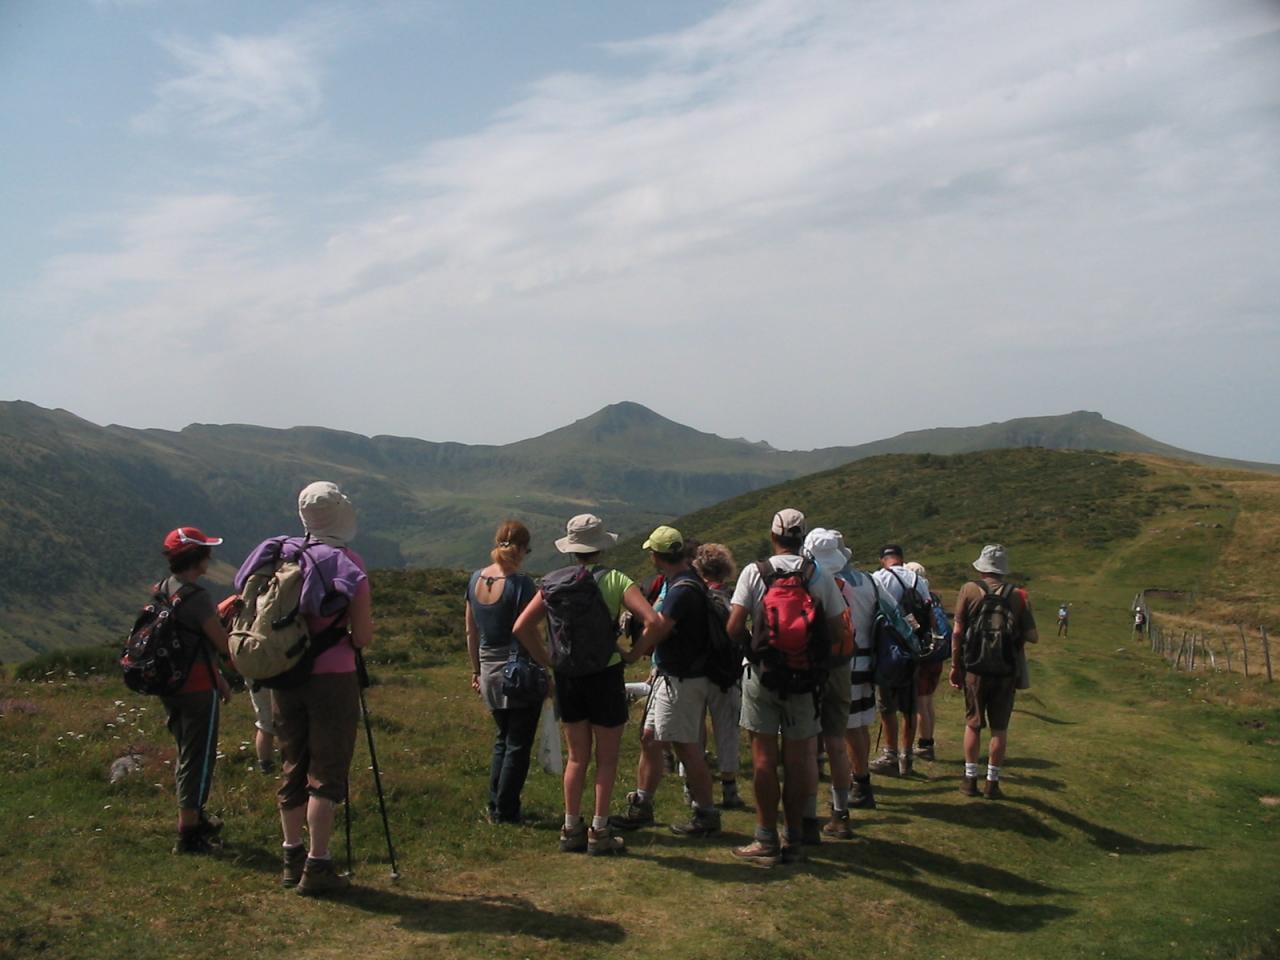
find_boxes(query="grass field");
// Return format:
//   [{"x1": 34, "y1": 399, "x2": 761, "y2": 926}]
[{"x1": 2, "y1": 451, "x2": 1278, "y2": 960}]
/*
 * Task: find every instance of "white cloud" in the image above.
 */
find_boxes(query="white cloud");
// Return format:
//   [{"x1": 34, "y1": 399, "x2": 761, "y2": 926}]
[{"x1": 20, "y1": 0, "x2": 1280, "y2": 455}]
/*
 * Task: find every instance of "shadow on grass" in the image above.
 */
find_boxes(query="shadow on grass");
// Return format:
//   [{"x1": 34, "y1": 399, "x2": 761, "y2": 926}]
[
  {"x1": 1013, "y1": 708, "x2": 1079, "y2": 726},
  {"x1": 1003, "y1": 756, "x2": 1060, "y2": 770},
  {"x1": 341, "y1": 886, "x2": 627, "y2": 943},
  {"x1": 1010, "y1": 796, "x2": 1205, "y2": 855},
  {"x1": 896, "y1": 800, "x2": 1062, "y2": 840}
]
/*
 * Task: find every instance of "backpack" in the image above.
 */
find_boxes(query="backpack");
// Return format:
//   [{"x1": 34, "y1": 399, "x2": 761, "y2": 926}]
[
  {"x1": 961, "y1": 581, "x2": 1019, "y2": 677},
  {"x1": 121, "y1": 581, "x2": 208, "y2": 696},
  {"x1": 922, "y1": 591, "x2": 953, "y2": 664},
  {"x1": 229, "y1": 540, "x2": 350, "y2": 688},
  {"x1": 747, "y1": 559, "x2": 830, "y2": 695},
  {"x1": 667, "y1": 578, "x2": 742, "y2": 692},
  {"x1": 869, "y1": 578, "x2": 917, "y2": 689},
  {"x1": 541, "y1": 565, "x2": 617, "y2": 677},
  {"x1": 890, "y1": 569, "x2": 952, "y2": 664}
]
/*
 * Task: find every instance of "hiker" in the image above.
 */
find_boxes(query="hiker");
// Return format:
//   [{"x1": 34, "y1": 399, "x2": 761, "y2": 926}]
[
  {"x1": 239, "y1": 481, "x2": 373, "y2": 895},
  {"x1": 870, "y1": 545, "x2": 931, "y2": 775},
  {"x1": 802, "y1": 528, "x2": 870, "y2": 840},
  {"x1": 726, "y1": 509, "x2": 850, "y2": 865},
  {"x1": 611, "y1": 526, "x2": 724, "y2": 838},
  {"x1": 154, "y1": 527, "x2": 232, "y2": 854},
  {"x1": 466, "y1": 520, "x2": 540, "y2": 825},
  {"x1": 691, "y1": 542, "x2": 745, "y2": 809},
  {"x1": 1133, "y1": 607, "x2": 1146, "y2": 635},
  {"x1": 512, "y1": 513, "x2": 660, "y2": 856},
  {"x1": 248, "y1": 686, "x2": 277, "y2": 773},
  {"x1": 904, "y1": 560, "x2": 944, "y2": 762},
  {"x1": 1057, "y1": 603, "x2": 1070, "y2": 637},
  {"x1": 950, "y1": 544, "x2": 1038, "y2": 799}
]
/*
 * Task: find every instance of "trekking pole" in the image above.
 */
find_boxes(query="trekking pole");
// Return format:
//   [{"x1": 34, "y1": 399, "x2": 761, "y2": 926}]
[
  {"x1": 356, "y1": 649, "x2": 400, "y2": 880},
  {"x1": 343, "y1": 781, "x2": 353, "y2": 878}
]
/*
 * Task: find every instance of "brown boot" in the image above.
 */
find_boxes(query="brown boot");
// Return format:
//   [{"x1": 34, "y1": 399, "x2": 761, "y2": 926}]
[
  {"x1": 983, "y1": 779, "x2": 1004, "y2": 800},
  {"x1": 960, "y1": 775, "x2": 979, "y2": 797},
  {"x1": 281, "y1": 844, "x2": 307, "y2": 887},
  {"x1": 821, "y1": 809, "x2": 853, "y2": 840},
  {"x1": 297, "y1": 856, "x2": 351, "y2": 896}
]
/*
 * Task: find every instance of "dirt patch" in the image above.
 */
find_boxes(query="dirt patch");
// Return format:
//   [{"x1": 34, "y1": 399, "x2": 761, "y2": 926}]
[
  {"x1": 0, "y1": 699, "x2": 40, "y2": 716},
  {"x1": 1259, "y1": 797, "x2": 1280, "y2": 808}
]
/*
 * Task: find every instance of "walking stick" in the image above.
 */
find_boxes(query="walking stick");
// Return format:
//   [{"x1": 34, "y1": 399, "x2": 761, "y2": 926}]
[
  {"x1": 356, "y1": 649, "x2": 401, "y2": 880},
  {"x1": 343, "y1": 780, "x2": 353, "y2": 878}
]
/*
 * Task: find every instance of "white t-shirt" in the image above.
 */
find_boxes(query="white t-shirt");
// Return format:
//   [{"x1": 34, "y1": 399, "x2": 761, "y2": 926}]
[
  {"x1": 835, "y1": 567, "x2": 877, "y2": 653},
  {"x1": 731, "y1": 554, "x2": 846, "y2": 624},
  {"x1": 872, "y1": 565, "x2": 931, "y2": 605}
]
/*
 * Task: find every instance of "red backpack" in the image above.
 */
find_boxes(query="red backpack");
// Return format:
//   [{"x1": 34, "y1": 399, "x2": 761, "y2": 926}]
[{"x1": 748, "y1": 559, "x2": 830, "y2": 694}]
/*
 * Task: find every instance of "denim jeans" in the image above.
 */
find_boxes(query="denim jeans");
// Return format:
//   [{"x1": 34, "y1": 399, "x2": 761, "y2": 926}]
[{"x1": 489, "y1": 702, "x2": 542, "y2": 822}]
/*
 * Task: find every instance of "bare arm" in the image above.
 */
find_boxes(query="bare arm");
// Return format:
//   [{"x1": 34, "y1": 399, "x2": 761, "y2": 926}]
[
  {"x1": 727, "y1": 604, "x2": 748, "y2": 645},
  {"x1": 620, "y1": 584, "x2": 662, "y2": 663},
  {"x1": 200, "y1": 614, "x2": 230, "y2": 657},
  {"x1": 512, "y1": 592, "x2": 552, "y2": 669},
  {"x1": 465, "y1": 599, "x2": 482, "y2": 694},
  {"x1": 626, "y1": 611, "x2": 674, "y2": 663},
  {"x1": 348, "y1": 584, "x2": 373, "y2": 649}
]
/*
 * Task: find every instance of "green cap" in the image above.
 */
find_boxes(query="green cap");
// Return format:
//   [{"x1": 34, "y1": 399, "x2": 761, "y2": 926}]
[{"x1": 643, "y1": 525, "x2": 684, "y2": 554}]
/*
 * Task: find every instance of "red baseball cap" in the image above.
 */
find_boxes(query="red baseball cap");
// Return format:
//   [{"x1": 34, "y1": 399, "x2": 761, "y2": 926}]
[{"x1": 163, "y1": 526, "x2": 224, "y2": 555}]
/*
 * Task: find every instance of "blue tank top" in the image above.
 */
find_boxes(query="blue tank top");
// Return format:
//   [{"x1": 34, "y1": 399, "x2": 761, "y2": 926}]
[{"x1": 467, "y1": 570, "x2": 536, "y2": 659}]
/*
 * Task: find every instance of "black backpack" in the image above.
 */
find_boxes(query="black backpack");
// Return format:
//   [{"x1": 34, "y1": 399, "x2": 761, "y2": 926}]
[
  {"x1": 542, "y1": 565, "x2": 617, "y2": 677},
  {"x1": 962, "y1": 581, "x2": 1019, "y2": 677},
  {"x1": 121, "y1": 581, "x2": 207, "y2": 696},
  {"x1": 667, "y1": 578, "x2": 742, "y2": 692}
]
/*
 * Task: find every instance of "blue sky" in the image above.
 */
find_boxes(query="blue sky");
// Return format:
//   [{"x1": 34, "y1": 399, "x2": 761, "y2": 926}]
[{"x1": 2, "y1": 0, "x2": 1278, "y2": 460}]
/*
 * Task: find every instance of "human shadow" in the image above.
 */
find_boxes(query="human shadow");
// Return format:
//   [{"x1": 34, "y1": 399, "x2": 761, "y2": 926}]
[
  {"x1": 873, "y1": 783, "x2": 960, "y2": 797},
  {"x1": 895, "y1": 801, "x2": 1062, "y2": 841},
  {"x1": 1002, "y1": 756, "x2": 1060, "y2": 770},
  {"x1": 1005, "y1": 774, "x2": 1066, "y2": 792},
  {"x1": 1011, "y1": 796, "x2": 1205, "y2": 855},
  {"x1": 342, "y1": 886, "x2": 626, "y2": 943},
  {"x1": 1013, "y1": 708, "x2": 1078, "y2": 726}
]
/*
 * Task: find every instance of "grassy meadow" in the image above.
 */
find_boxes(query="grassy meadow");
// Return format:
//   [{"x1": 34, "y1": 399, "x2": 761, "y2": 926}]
[{"x1": 2, "y1": 450, "x2": 1278, "y2": 960}]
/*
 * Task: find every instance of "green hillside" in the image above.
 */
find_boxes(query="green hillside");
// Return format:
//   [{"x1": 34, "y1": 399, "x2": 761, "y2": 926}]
[{"x1": 2, "y1": 448, "x2": 1277, "y2": 960}]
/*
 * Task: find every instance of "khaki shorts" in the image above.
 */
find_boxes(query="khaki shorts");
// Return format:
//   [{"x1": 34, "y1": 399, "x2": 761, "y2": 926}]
[
  {"x1": 647, "y1": 675, "x2": 713, "y2": 744},
  {"x1": 963, "y1": 673, "x2": 1017, "y2": 731},
  {"x1": 916, "y1": 660, "x2": 944, "y2": 697},
  {"x1": 740, "y1": 666, "x2": 820, "y2": 741},
  {"x1": 249, "y1": 685, "x2": 275, "y2": 736},
  {"x1": 820, "y1": 662, "x2": 852, "y2": 738},
  {"x1": 274, "y1": 671, "x2": 361, "y2": 808}
]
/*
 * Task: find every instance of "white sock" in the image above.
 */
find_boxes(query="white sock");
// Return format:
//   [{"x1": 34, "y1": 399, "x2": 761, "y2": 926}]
[
  {"x1": 987, "y1": 764, "x2": 1001, "y2": 782},
  {"x1": 282, "y1": 841, "x2": 304, "y2": 850},
  {"x1": 635, "y1": 789, "x2": 653, "y2": 804},
  {"x1": 965, "y1": 762, "x2": 979, "y2": 779},
  {"x1": 564, "y1": 814, "x2": 579, "y2": 829},
  {"x1": 591, "y1": 815, "x2": 608, "y2": 830},
  {"x1": 309, "y1": 850, "x2": 330, "y2": 861}
]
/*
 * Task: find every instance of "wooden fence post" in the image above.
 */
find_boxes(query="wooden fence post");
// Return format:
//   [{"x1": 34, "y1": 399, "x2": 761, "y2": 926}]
[
  {"x1": 1239, "y1": 625, "x2": 1250, "y2": 677},
  {"x1": 1262, "y1": 626, "x2": 1274, "y2": 683},
  {"x1": 1222, "y1": 636, "x2": 1232, "y2": 674},
  {"x1": 1175, "y1": 635, "x2": 1188, "y2": 670},
  {"x1": 1188, "y1": 632, "x2": 1196, "y2": 670},
  {"x1": 1205, "y1": 635, "x2": 1216, "y2": 670}
]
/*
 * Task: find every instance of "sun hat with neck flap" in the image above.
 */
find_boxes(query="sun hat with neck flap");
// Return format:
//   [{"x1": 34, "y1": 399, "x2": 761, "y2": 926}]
[
  {"x1": 555, "y1": 514, "x2": 618, "y2": 555},
  {"x1": 972, "y1": 544, "x2": 1009, "y2": 576},
  {"x1": 298, "y1": 481, "x2": 357, "y2": 547}
]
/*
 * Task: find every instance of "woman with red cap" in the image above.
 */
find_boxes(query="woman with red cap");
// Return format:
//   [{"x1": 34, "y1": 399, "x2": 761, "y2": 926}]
[{"x1": 157, "y1": 526, "x2": 232, "y2": 854}]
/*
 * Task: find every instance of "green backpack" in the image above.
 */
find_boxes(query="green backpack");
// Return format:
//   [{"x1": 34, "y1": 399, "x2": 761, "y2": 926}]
[{"x1": 961, "y1": 581, "x2": 1019, "y2": 677}]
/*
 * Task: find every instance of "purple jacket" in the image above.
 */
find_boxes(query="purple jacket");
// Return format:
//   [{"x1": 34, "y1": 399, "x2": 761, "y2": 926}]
[{"x1": 234, "y1": 536, "x2": 367, "y2": 616}]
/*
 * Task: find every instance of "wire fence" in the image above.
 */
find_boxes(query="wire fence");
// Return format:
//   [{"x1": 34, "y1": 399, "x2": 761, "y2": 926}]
[{"x1": 1136, "y1": 590, "x2": 1274, "y2": 681}]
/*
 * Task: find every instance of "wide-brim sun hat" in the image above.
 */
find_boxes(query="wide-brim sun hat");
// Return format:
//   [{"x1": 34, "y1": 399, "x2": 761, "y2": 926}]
[
  {"x1": 298, "y1": 481, "x2": 358, "y2": 545},
  {"x1": 555, "y1": 513, "x2": 619, "y2": 554},
  {"x1": 972, "y1": 544, "x2": 1009, "y2": 576},
  {"x1": 904, "y1": 561, "x2": 927, "y2": 577},
  {"x1": 803, "y1": 527, "x2": 851, "y2": 572}
]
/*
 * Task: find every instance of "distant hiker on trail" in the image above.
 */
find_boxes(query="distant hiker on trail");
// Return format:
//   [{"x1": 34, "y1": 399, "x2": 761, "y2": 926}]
[
  {"x1": 870, "y1": 545, "x2": 930, "y2": 776},
  {"x1": 726, "y1": 508, "x2": 850, "y2": 866},
  {"x1": 513, "y1": 514, "x2": 660, "y2": 856},
  {"x1": 234, "y1": 482, "x2": 373, "y2": 895},
  {"x1": 465, "y1": 520, "x2": 540, "y2": 825},
  {"x1": 691, "y1": 542, "x2": 745, "y2": 809},
  {"x1": 1057, "y1": 604, "x2": 1070, "y2": 637},
  {"x1": 611, "y1": 526, "x2": 725, "y2": 839},
  {"x1": 951, "y1": 544, "x2": 1038, "y2": 800},
  {"x1": 802, "y1": 528, "x2": 867, "y2": 840},
  {"x1": 1133, "y1": 607, "x2": 1146, "y2": 635},
  {"x1": 904, "y1": 560, "x2": 944, "y2": 762},
  {"x1": 151, "y1": 527, "x2": 232, "y2": 854}
]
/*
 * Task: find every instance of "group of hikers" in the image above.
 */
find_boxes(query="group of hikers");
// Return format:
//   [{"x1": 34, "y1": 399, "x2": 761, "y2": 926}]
[{"x1": 126, "y1": 481, "x2": 1039, "y2": 890}]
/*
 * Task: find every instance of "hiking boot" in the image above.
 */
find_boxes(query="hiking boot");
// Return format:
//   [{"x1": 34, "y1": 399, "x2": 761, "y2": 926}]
[
  {"x1": 960, "y1": 775, "x2": 980, "y2": 797},
  {"x1": 869, "y1": 749, "x2": 898, "y2": 775},
  {"x1": 821, "y1": 809, "x2": 853, "y2": 840},
  {"x1": 281, "y1": 844, "x2": 307, "y2": 887},
  {"x1": 915, "y1": 742, "x2": 935, "y2": 762},
  {"x1": 559, "y1": 819, "x2": 588, "y2": 853},
  {"x1": 983, "y1": 779, "x2": 1004, "y2": 800},
  {"x1": 607, "y1": 793, "x2": 655, "y2": 831},
  {"x1": 898, "y1": 751, "x2": 913, "y2": 777},
  {"x1": 587, "y1": 826, "x2": 626, "y2": 856},
  {"x1": 801, "y1": 817, "x2": 823, "y2": 846},
  {"x1": 850, "y1": 779, "x2": 876, "y2": 809},
  {"x1": 196, "y1": 811, "x2": 224, "y2": 835},
  {"x1": 731, "y1": 838, "x2": 780, "y2": 867},
  {"x1": 297, "y1": 857, "x2": 351, "y2": 896},
  {"x1": 172, "y1": 828, "x2": 217, "y2": 855},
  {"x1": 780, "y1": 843, "x2": 806, "y2": 865},
  {"x1": 719, "y1": 781, "x2": 745, "y2": 809},
  {"x1": 670, "y1": 807, "x2": 721, "y2": 838}
]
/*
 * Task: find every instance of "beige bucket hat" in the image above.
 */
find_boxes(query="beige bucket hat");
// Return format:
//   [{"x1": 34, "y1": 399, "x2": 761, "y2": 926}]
[
  {"x1": 972, "y1": 544, "x2": 1009, "y2": 576},
  {"x1": 555, "y1": 513, "x2": 619, "y2": 554},
  {"x1": 298, "y1": 481, "x2": 358, "y2": 546}
]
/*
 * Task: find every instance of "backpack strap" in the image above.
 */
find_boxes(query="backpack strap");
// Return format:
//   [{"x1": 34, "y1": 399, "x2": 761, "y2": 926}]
[
  {"x1": 507, "y1": 577, "x2": 527, "y2": 662},
  {"x1": 754, "y1": 559, "x2": 775, "y2": 585}
]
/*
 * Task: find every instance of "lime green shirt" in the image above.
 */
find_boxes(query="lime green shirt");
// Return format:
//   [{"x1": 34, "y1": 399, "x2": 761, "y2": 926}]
[{"x1": 596, "y1": 568, "x2": 634, "y2": 668}]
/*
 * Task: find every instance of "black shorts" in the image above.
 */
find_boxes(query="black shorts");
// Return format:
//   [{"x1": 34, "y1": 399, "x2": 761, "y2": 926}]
[
  {"x1": 554, "y1": 662, "x2": 628, "y2": 728},
  {"x1": 877, "y1": 681, "x2": 916, "y2": 717}
]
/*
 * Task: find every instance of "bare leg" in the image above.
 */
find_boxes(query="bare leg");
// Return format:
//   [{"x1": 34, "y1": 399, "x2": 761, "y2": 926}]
[
  {"x1": 673, "y1": 741, "x2": 715, "y2": 808},
  {"x1": 280, "y1": 804, "x2": 306, "y2": 846},
  {"x1": 963, "y1": 724, "x2": 981, "y2": 765},
  {"x1": 591, "y1": 723, "x2": 625, "y2": 819},
  {"x1": 636, "y1": 736, "x2": 664, "y2": 795},
  {"x1": 255, "y1": 729, "x2": 275, "y2": 767},
  {"x1": 881, "y1": 712, "x2": 900, "y2": 752},
  {"x1": 916, "y1": 693, "x2": 935, "y2": 743},
  {"x1": 781, "y1": 736, "x2": 813, "y2": 838},
  {"x1": 845, "y1": 727, "x2": 870, "y2": 776},
  {"x1": 825, "y1": 732, "x2": 851, "y2": 794},
  {"x1": 750, "y1": 733, "x2": 781, "y2": 833},
  {"x1": 306, "y1": 796, "x2": 337, "y2": 858},
  {"x1": 562, "y1": 720, "x2": 593, "y2": 819},
  {"x1": 988, "y1": 730, "x2": 1008, "y2": 768}
]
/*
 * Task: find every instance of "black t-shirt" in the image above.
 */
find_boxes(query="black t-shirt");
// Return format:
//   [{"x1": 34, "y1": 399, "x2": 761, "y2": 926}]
[{"x1": 653, "y1": 570, "x2": 711, "y2": 679}]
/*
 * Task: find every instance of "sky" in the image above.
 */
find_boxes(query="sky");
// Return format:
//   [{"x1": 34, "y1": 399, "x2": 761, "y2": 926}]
[{"x1": 2, "y1": 0, "x2": 1278, "y2": 460}]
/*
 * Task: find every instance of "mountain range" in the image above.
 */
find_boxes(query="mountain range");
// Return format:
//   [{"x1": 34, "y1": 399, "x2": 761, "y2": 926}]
[{"x1": 1, "y1": 398, "x2": 1273, "y2": 661}]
